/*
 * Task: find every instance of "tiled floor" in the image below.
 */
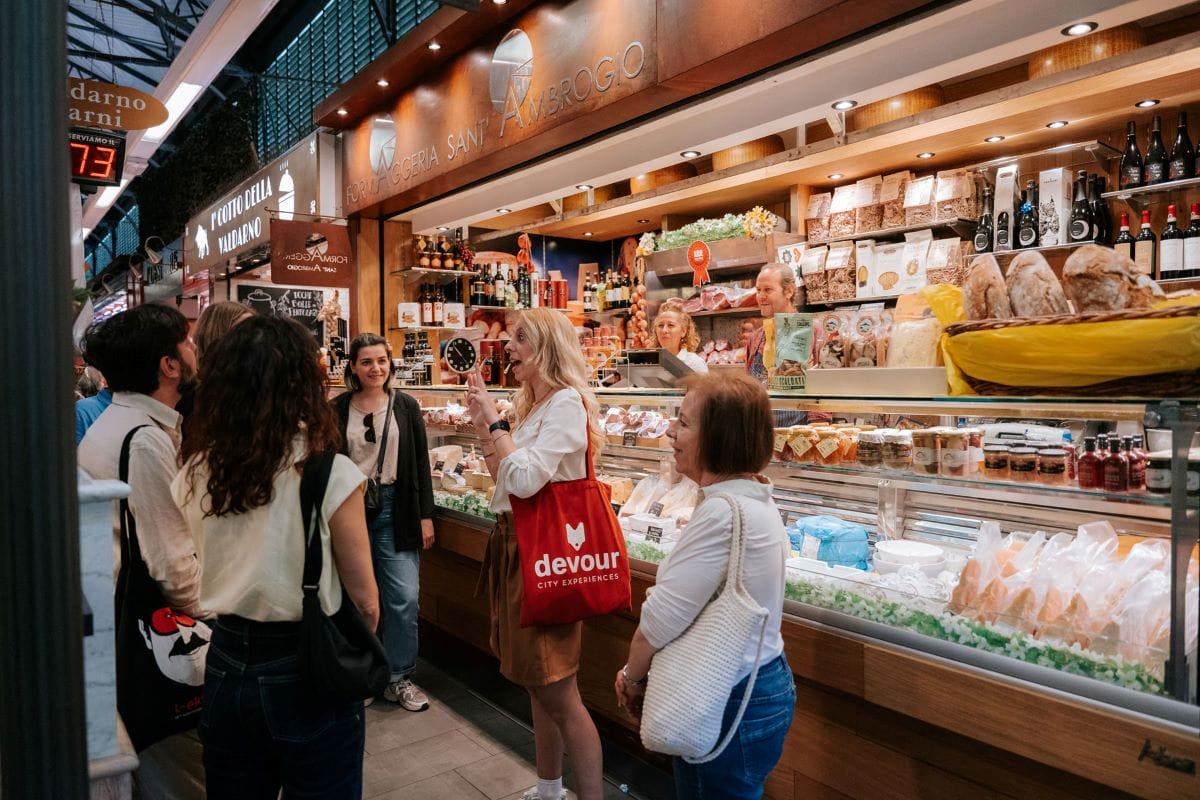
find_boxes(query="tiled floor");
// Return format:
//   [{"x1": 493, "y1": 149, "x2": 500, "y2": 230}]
[{"x1": 361, "y1": 650, "x2": 673, "y2": 800}]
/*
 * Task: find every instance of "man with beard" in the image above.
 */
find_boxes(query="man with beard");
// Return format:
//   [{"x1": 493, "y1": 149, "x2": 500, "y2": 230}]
[{"x1": 79, "y1": 303, "x2": 205, "y2": 800}]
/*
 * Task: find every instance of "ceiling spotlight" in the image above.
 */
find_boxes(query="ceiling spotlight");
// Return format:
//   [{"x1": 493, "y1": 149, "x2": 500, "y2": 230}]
[
  {"x1": 828, "y1": 173, "x2": 844, "y2": 180},
  {"x1": 496, "y1": 208, "x2": 512, "y2": 213},
  {"x1": 984, "y1": 135, "x2": 1005, "y2": 143},
  {"x1": 336, "y1": 108, "x2": 348, "y2": 116},
  {"x1": 492, "y1": 0, "x2": 507, "y2": 4},
  {"x1": 1062, "y1": 22, "x2": 1098, "y2": 36},
  {"x1": 1046, "y1": 120, "x2": 1068, "y2": 129},
  {"x1": 575, "y1": 184, "x2": 593, "y2": 191},
  {"x1": 831, "y1": 100, "x2": 857, "y2": 111},
  {"x1": 916, "y1": 152, "x2": 935, "y2": 159},
  {"x1": 427, "y1": 41, "x2": 442, "y2": 51},
  {"x1": 680, "y1": 150, "x2": 701, "y2": 158},
  {"x1": 583, "y1": 232, "x2": 594, "y2": 237},
  {"x1": 1136, "y1": 99, "x2": 1160, "y2": 108},
  {"x1": 636, "y1": 218, "x2": 650, "y2": 224},
  {"x1": 436, "y1": 226, "x2": 450, "y2": 231},
  {"x1": 376, "y1": 78, "x2": 390, "y2": 88}
]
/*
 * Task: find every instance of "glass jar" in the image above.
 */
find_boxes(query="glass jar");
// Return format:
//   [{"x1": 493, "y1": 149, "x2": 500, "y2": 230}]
[
  {"x1": 787, "y1": 426, "x2": 818, "y2": 463},
  {"x1": 815, "y1": 427, "x2": 843, "y2": 465},
  {"x1": 939, "y1": 430, "x2": 970, "y2": 477},
  {"x1": 1008, "y1": 447, "x2": 1039, "y2": 482},
  {"x1": 857, "y1": 430, "x2": 885, "y2": 468},
  {"x1": 911, "y1": 429, "x2": 940, "y2": 475},
  {"x1": 842, "y1": 427, "x2": 861, "y2": 461},
  {"x1": 1037, "y1": 448, "x2": 1069, "y2": 485},
  {"x1": 982, "y1": 445, "x2": 1010, "y2": 480},
  {"x1": 773, "y1": 427, "x2": 794, "y2": 462},
  {"x1": 882, "y1": 431, "x2": 913, "y2": 470},
  {"x1": 962, "y1": 427, "x2": 985, "y2": 474}
]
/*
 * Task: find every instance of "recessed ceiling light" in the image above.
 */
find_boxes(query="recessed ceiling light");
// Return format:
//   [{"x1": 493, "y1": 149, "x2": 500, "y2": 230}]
[
  {"x1": 831, "y1": 100, "x2": 857, "y2": 111},
  {"x1": 1046, "y1": 120, "x2": 1069, "y2": 129},
  {"x1": 1136, "y1": 99, "x2": 1160, "y2": 108},
  {"x1": 828, "y1": 173, "x2": 844, "y2": 180},
  {"x1": 436, "y1": 226, "x2": 450, "y2": 231},
  {"x1": 583, "y1": 232, "x2": 594, "y2": 237},
  {"x1": 575, "y1": 184, "x2": 593, "y2": 191},
  {"x1": 492, "y1": 0, "x2": 507, "y2": 4},
  {"x1": 427, "y1": 41, "x2": 442, "y2": 51},
  {"x1": 376, "y1": 78, "x2": 390, "y2": 87},
  {"x1": 984, "y1": 135, "x2": 1005, "y2": 143},
  {"x1": 336, "y1": 108, "x2": 348, "y2": 116},
  {"x1": 636, "y1": 218, "x2": 650, "y2": 224},
  {"x1": 680, "y1": 150, "x2": 701, "y2": 158},
  {"x1": 496, "y1": 208, "x2": 511, "y2": 213},
  {"x1": 1062, "y1": 22, "x2": 1098, "y2": 36},
  {"x1": 916, "y1": 152, "x2": 935, "y2": 159}
]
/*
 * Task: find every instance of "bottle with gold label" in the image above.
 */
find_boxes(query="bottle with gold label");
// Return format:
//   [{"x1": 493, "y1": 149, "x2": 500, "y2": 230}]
[
  {"x1": 430, "y1": 237, "x2": 442, "y2": 269},
  {"x1": 416, "y1": 235, "x2": 430, "y2": 268}
]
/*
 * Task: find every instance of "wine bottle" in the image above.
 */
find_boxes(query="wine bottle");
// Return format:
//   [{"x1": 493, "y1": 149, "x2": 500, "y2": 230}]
[
  {"x1": 1132, "y1": 209, "x2": 1157, "y2": 277},
  {"x1": 420, "y1": 284, "x2": 433, "y2": 326},
  {"x1": 1119, "y1": 120, "x2": 1142, "y2": 190},
  {"x1": 1143, "y1": 115, "x2": 1168, "y2": 185},
  {"x1": 1092, "y1": 176, "x2": 1112, "y2": 245},
  {"x1": 1169, "y1": 111, "x2": 1194, "y2": 181},
  {"x1": 1017, "y1": 182, "x2": 1039, "y2": 248},
  {"x1": 433, "y1": 284, "x2": 445, "y2": 327},
  {"x1": 1068, "y1": 170, "x2": 1093, "y2": 243},
  {"x1": 974, "y1": 186, "x2": 994, "y2": 253},
  {"x1": 1114, "y1": 212, "x2": 1134, "y2": 260},
  {"x1": 1160, "y1": 204, "x2": 1184, "y2": 280},
  {"x1": 493, "y1": 263, "x2": 507, "y2": 305},
  {"x1": 1183, "y1": 202, "x2": 1200, "y2": 280}
]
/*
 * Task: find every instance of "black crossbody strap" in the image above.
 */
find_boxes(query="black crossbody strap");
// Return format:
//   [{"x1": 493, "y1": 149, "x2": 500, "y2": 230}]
[
  {"x1": 118, "y1": 425, "x2": 152, "y2": 568},
  {"x1": 300, "y1": 451, "x2": 337, "y2": 595},
  {"x1": 371, "y1": 391, "x2": 394, "y2": 482}
]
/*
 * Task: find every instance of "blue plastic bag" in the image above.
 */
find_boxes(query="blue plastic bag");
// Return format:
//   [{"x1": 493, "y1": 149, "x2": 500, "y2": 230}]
[{"x1": 787, "y1": 515, "x2": 870, "y2": 570}]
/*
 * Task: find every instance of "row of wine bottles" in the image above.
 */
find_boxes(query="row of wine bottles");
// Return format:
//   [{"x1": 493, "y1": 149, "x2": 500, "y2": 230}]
[
  {"x1": 1114, "y1": 205, "x2": 1200, "y2": 280},
  {"x1": 1118, "y1": 111, "x2": 1198, "y2": 190},
  {"x1": 974, "y1": 171, "x2": 1113, "y2": 253}
]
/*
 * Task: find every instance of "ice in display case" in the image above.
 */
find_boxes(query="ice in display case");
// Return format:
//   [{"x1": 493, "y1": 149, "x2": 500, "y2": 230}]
[{"x1": 404, "y1": 385, "x2": 1199, "y2": 725}]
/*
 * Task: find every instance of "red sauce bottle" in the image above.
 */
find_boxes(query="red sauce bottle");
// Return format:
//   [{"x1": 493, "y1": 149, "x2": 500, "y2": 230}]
[
  {"x1": 1126, "y1": 435, "x2": 1147, "y2": 490},
  {"x1": 1103, "y1": 436, "x2": 1129, "y2": 493},
  {"x1": 1077, "y1": 436, "x2": 1103, "y2": 490}
]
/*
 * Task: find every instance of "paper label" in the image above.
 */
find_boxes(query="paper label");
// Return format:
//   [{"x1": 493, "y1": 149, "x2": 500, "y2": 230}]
[
  {"x1": 623, "y1": 431, "x2": 639, "y2": 447},
  {"x1": 816, "y1": 437, "x2": 841, "y2": 459},
  {"x1": 774, "y1": 430, "x2": 791, "y2": 452},
  {"x1": 801, "y1": 534, "x2": 822, "y2": 560},
  {"x1": 453, "y1": 462, "x2": 467, "y2": 475},
  {"x1": 646, "y1": 526, "x2": 663, "y2": 543},
  {"x1": 789, "y1": 437, "x2": 813, "y2": 459},
  {"x1": 941, "y1": 449, "x2": 968, "y2": 469},
  {"x1": 913, "y1": 447, "x2": 937, "y2": 467},
  {"x1": 648, "y1": 502, "x2": 665, "y2": 517},
  {"x1": 433, "y1": 460, "x2": 445, "y2": 472}
]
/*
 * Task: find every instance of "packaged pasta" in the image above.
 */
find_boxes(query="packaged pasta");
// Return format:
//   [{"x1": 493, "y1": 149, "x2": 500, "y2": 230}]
[
  {"x1": 881, "y1": 170, "x2": 912, "y2": 228},
  {"x1": 886, "y1": 293, "x2": 941, "y2": 368},
  {"x1": 805, "y1": 192, "x2": 832, "y2": 243},
  {"x1": 935, "y1": 169, "x2": 978, "y2": 222},
  {"x1": 811, "y1": 309, "x2": 851, "y2": 369},
  {"x1": 828, "y1": 185, "x2": 858, "y2": 239},
  {"x1": 903, "y1": 175, "x2": 936, "y2": 226},
  {"x1": 897, "y1": 231, "x2": 933, "y2": 295},
  {"x1": 925, "y1": 237, "x2": 963, "y2": 287},
  {"x1": 825, "y1": 241, "x2": 857, "y2": 301},
  {"x1": 799, "y1": 246, "x2": 829, "y2": 303},
  {"x1": 873, "y1": 242, "x2": 906, "y2": 296},
  {"x1": 772, "y1": 312, "x2": 814, "y2": 387},
  {"x1": 845, "y1": 304, "x2": 889, "y2": 367},
  {"x1": 854, "y1": 175, "x2": 884, "y2": 234},
  {"x1": 855, "y1": 240, "x2": 876, "y2": 297}
]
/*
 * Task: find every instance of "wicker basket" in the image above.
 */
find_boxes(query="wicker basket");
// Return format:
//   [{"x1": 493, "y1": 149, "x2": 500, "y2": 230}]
[
  {"x1": 630, "y1": 163, "x2": 697, "y2": 194},
  {"x1": 944, "y1": 305, "x2": 1200, "y2": 396},
  {"x1": 712, "y1": 135, "x2": 785, "y2": 171},
  {"x1": 849, "y1": 86, "x2": 945, "y2": 132},
  {"x1": 1028, "y1": 24, "x2": 1146, "y2": 80}
]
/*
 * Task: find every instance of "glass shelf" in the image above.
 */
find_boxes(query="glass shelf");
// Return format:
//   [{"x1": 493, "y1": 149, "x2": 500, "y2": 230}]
[
  {"x1": 1101, "y1": 175, "x2": 1200, "y2": 210},
  {"x1": 687, "y1": 306, "x2": 760, "y2": 318},
  {"x1": 820, "y1": 218, "x2": 976, "y2": 246},
  {"x1": 390, "y1": 267, "x2": 475, "y2": 284},
  {"x1": 966, "y1": 241, "x2": 1093, "y2": 263}
]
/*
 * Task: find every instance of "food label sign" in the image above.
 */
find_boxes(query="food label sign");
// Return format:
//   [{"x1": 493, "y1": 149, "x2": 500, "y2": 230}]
[{"x1": 687, "y1": 240, "x2": 711, "y2": 286}]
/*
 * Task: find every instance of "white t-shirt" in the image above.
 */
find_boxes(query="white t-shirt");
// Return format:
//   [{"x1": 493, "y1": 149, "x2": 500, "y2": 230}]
[
  {"x1": 171, "y1": 439, "x2": 365, "y2": 621},
  {"x1": 674, "y1": 349, "x2": 709, "y2": 374},
  {"x1": 345, "y1": 394, "x2": 399, "y2": 485},
  {"x1": 639, "y1": 477, "x2": 786, "y2": 681},
  {"x1": 490, "y1": 387, "x2": 589, "y2": 513}
]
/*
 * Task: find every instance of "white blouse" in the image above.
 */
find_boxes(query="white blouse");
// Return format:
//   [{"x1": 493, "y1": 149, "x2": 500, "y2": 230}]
[
  {"x1": 639, "y1": 477, "x2": 787, "y2": 681},
  {"x1": 674, "y1": 349, "x2": 709, "y2": 374},
  {"x1": 490, "y1": 387, "x2": 589, "y2": 513}
]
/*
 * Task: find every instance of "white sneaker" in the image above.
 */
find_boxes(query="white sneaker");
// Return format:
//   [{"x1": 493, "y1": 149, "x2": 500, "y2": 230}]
[
  {"x1": 382, "y1": 678, "x2": 429, "y2": 711},
  {"x1": 520, "y1": 790, "x2": 567, "y2": 800}
]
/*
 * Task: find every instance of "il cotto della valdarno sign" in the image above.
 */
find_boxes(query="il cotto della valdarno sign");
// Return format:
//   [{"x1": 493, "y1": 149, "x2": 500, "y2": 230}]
[{"x1": 343, "y1": 0, "x2": 655, "y2": 213}]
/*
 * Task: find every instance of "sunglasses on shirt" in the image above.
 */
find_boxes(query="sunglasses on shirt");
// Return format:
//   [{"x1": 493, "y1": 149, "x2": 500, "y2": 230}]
[{"x1": 363, "y1": 412, "x2": 376, "y2": 444}]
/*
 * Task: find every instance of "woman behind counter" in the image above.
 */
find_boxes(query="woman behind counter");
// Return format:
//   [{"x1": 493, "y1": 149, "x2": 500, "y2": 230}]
[
  {"x1": 615, "y1": 371, "x2": 794, "y2": 799},
  {"x1": 465, "y1": 308, "x2": 604, "y2": 800},
  {"x1": 652, "y1": 298, "x2": 708, "y2": 373}
]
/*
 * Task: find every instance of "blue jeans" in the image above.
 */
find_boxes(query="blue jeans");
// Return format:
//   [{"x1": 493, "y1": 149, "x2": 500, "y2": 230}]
[
  {"x1": 368, "y1": 485, "x2": 420, "y2": 681},
  {"x1": 199, "y1": 616, "x2": 365, "y2": 799},
  {"x1": 672, "y1": 654, "x2": 796, "y2": 800}
]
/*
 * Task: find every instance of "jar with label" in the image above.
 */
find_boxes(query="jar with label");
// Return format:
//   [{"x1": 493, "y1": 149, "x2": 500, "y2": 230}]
[
  {"x1": 882, "y1": 431, "x2": 913, "y2": 470},
  {"x1": 842, "y1": 427, "x2": 861, "y2": 462},
  {"x1": 962, "y1": 427, "x2": 985, "y2": 474},
  {"x1": 815, "y1": 428, "x2": 843, "y2": 465},
  {"x1": 1037, "y1": 448, "x2": 1069, "y2": 485},
  {"x1": 787, "y1": 426, "x2": 818, "y2": 463},
  {"x1": 1008, "y1": 446, "x2": 1039, "y2": 482},
  {"x1": 911, "y1": 429, "x2": 940, "y2": 475},
  {"x1": 857, "y1": 430, "x2": 885, "y2": 468},
  {"x1": 939, "y1": 430, "x2": 970, "y2": 477},
  {"x1": 983, "y1": 445, "x2": 1010, "y2": 479},
  {"x1": 1145, "y1": 451, "x2": 1171, "y2": 494}
]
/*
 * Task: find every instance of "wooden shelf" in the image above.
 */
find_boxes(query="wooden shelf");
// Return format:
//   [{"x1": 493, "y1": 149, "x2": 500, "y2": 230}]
[
  {"x1": 645, "y1": 232, "x2": 805, "y2": 278},
  {"x1": 805, "y1": 293, "x2": 898, "y2": 307},
  {"x1": 687, "y1": 306, "x2": 761, "y2": 318},
  {"x1": 821, "y1": 218, "x2": 976, "y2": 245}
]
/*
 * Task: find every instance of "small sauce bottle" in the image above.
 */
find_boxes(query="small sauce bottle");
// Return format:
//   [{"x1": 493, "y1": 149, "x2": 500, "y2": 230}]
[
  {"x1": 1125, "y1": 436, "x2": 1147, "y2": 490},
  {"x1": 1077, "y1": 436, "x2": 1103, "y2": 490},
  {"x1": 1103, "y1": 436, "x2": 1129, "y2": 493}
]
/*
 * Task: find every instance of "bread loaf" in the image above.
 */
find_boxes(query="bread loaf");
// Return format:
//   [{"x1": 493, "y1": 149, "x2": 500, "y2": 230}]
[
  {"x1": 1005, "y1": 251, "x2": 1071, "y2": 317},
  {"x1": 962, "y1": 254, "x2": 1013, "y2": 320},
  {"x1": 1062, "y1": 244, "x2": 1155, "y2": 312}
]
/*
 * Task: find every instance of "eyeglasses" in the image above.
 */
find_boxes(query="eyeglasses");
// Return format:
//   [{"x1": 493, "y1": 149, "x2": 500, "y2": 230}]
[{"x1": 363, "y1": 412, "x2": 376, "y2": 444}]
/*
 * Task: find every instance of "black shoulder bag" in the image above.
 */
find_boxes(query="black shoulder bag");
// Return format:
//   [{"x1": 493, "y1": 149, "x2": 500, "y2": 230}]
[
  {"x1": 114, "y1": 425, "x2": 208, "y2": 752},
  {"x1": 298, "y1": 451, "x2": 389, "y2": 701}
]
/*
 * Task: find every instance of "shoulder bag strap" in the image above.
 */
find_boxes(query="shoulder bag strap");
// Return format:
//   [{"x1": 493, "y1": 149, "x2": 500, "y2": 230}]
[
  {"x1": 300, "y1": 451, "x2": 337, "y2": 596},
  {"x1": 581, "y1": 402, "x2": 596, "y2": 481},
  {"x1": 371, "y1": 391, "x2": 394, "y2": 483},
  {"x1": 687, "y1": 493, "x2": 770, "y2": 765},
  {"x1": 118, "y1": 425, "x2": 152, "y2": 569}
]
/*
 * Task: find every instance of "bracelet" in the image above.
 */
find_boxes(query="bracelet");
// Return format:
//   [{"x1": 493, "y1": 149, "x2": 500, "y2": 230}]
[
  {"x1": 622, "y1": 664, "x2": 648, "y2": 686},
  {"x1": 488, "y1": 419, "x2": 511, "y2": 434}
]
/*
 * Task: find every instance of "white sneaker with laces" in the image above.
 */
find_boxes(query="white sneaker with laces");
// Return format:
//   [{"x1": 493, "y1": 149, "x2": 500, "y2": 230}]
[
  {"x1": 382, "y1": 678, "x2": 429, "y2": 711},
  {"x1": 519, "y1": 790, "x2": 567, "y2": 800}
]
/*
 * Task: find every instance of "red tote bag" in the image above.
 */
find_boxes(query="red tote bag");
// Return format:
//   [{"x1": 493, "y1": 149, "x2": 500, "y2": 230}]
[{"x1": 510, "y1": 422, "x2": 632, "y2": 627}]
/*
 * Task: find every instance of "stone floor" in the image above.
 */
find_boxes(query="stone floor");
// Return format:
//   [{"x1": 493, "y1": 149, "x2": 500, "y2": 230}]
[{"x1": 361, "y1": 638, "x2": 674, "y2": 800}]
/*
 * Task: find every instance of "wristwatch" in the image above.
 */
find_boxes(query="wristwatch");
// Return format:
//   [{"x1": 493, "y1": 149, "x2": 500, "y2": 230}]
[
  {"x1": 488, "y1": 419, "x2": 511, "y2": 434},
  {"x1": 622, "y1": 664, "x2": 648, "y2": 686}
]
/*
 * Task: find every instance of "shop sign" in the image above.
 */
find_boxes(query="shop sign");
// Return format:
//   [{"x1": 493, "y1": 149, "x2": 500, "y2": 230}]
[
  {"x1": 68, "y1": 78, "x2": 168, "y2": 131},
  {"x1": 235, "y1": 280, "x2": 349, "y2": 350},
  {"x1": 270, "y1": 220, "x2": 352, "y2": 286},
  {"x1": 687, "y1": 240, "x2": 711, "y2": 286},
  {"x1": 185, "y1": 133, "x2": 333, "y2": 278},
  {"x1": 343, "y1": 0, "x2": 655, "y2": 214}
]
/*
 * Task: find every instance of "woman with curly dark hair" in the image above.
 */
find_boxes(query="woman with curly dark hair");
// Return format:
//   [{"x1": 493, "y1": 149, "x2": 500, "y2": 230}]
[{"x1": 172, "y1": 315, "x2": 378, "y2": 799}]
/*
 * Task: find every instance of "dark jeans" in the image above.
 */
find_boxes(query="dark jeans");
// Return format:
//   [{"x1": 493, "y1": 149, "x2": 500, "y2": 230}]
[
  {"x1": 199, "y1": 616, "x2": 365, "y2": 799},
  {"x1": 672, "y1": 654, "x2": 796, "y2": 800}
]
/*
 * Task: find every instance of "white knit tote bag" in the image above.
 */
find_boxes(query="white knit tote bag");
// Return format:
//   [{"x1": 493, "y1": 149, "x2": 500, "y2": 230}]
[{"x1": 639, "y1": 494, "x2": 770, "y2": 763}]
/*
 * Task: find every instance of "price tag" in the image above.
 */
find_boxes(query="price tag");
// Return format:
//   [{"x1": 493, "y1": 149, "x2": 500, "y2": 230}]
[
  {"x1": 816, "y1": 437, "x2": 840, "y2": 459},
  {"x1": 648, "y1": 502, "x2": 665, "y2": 517},
  {"x1": 646, "y1": 526, "x2": 663, "y2": 543},
  {"x1": 789, "y1": 437, "x2": 813, "y2": 460},
  {"x1": 453, "y1": 462, "x2": 467, "y2": 475},
  {"x1": 622, "y1": 431, "x2": 638, "y2": 447},
  {"x1": 433, "y1": 460, "x2": 445, "y2": 472}
]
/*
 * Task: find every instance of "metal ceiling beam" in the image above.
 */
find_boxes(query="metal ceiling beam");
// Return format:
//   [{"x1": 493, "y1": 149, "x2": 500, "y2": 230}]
[
  {"x1": 67, "y1": 49, "x2": 171, "y2": 68},
  {"x1": 117, "y1": 0, "x2": 198, "y2": 49},
  {"x1": 67, "y1": 5, "x2": 170, "y2": 65},
  {"x1": 67, "y1": 33, "x2": 163, "y2": 87}
]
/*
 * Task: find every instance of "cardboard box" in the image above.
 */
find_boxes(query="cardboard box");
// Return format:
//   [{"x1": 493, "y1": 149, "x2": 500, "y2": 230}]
[
  {"x1": 397, "y1": 302, "x2": 420, "y2": 328},
  {"x1": 854, "y1": 240, "x2": 876, "y2": 297},
  {"x1": 993, "y1": 165, "x2": 1020, "y2": 252},
  {"x1": 443, "y1": 302, "x2": 466, "y2": 329},
  {"x1": 1038, "y1": 168, "x2": 1071, "y2": 247}
]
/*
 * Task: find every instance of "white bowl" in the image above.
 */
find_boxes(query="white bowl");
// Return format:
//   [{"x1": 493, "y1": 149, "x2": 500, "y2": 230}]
[
  {"x1": 874, "y1": 539, "x2": 944, "y2": 566},
  {"x1": 873, "y1": 557, "x2": 944, "y2": 578}
]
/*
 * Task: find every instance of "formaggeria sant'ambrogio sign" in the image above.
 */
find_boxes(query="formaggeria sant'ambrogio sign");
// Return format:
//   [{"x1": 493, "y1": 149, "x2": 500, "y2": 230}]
[
  {"x1": 68, "y1": 78, "x2": 168, "y2": 131},
  {"x1": 342, "y1": 0, "x2": 655, "y2": 215}
]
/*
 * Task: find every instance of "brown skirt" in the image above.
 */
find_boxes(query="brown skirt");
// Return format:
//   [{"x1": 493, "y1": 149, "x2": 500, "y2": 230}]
[{"x1": 481, "y1": 512, "x2": 582, "y2": 687}]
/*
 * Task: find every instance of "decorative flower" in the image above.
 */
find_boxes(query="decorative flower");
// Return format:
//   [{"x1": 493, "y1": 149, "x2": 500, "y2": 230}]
[
  {"x1": 744, "y1": 205, "x2": 779, "y2": 239},
  {"x1": 637, "y1": 232, "x2": 657, "y2": 256}
]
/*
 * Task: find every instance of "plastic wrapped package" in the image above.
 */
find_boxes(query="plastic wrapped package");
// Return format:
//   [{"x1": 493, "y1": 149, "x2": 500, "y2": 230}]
[
  {"x1": 805, "y1": 192, "x2": 832, "y2": 243},
  {"x1": 828, "y1": 185, "x2": 858, "y2": 239},
  {"x1": 787, "y1": 514, "x2": 870, "y2": 570},
  {"x1": 881, "y1": 171, "x2": 912, "y2": 229},
  {"x1": 903, "y1": 175, "x2": 936, "y2": 226},
  {"x1": 854, "y1": 175, "x2": 884, "y2": 234},
  {"x1": 620, "y1": 474, "x2": 668, "y2": 517}
]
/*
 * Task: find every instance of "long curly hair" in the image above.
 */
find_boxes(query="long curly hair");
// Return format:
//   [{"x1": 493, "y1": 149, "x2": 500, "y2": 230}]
[
  {"x1": 651, "y1": 298, "x2": 700, "y2": 353},
  {"x1": 180, "y1": 315, "x2": 341, "y2": 516}
]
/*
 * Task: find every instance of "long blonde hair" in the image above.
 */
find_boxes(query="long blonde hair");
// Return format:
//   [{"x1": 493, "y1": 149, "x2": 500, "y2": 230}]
[
  {"x1": 510, "y1": 308, "x2": 604, "y2": 455},
  {"x1": 651, "y1": 299, "x2": 700, "y2": 353}
]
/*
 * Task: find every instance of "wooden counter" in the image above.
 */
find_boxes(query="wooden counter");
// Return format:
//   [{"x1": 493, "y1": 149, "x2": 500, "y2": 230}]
[{"x1": 422, "y1": 515, "x2": 1198, "y2": 800}]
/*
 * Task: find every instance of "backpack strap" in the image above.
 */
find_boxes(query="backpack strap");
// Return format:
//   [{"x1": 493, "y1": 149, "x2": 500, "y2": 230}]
[
  {"x1": 118, "y1": 425, "x2": 152, "y2": 568},
  {"x1": 299, "y1": 451, "x2": 337, "y2": 595}
]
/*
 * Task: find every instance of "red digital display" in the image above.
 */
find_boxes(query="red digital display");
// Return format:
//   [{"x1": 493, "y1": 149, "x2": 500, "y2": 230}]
[{"x1": 69, "y1": 128, "x2": 125, "y2": 187}]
